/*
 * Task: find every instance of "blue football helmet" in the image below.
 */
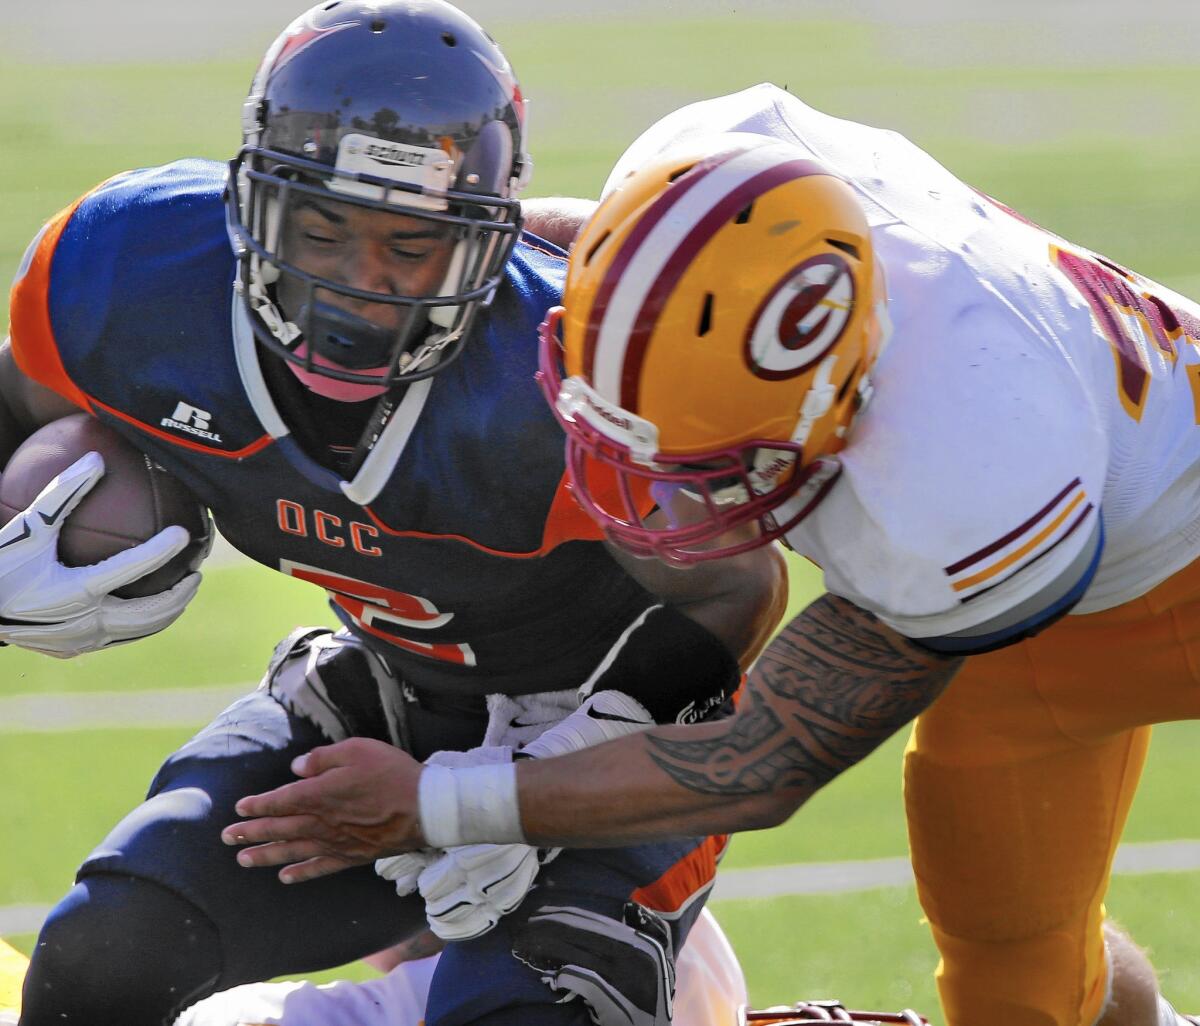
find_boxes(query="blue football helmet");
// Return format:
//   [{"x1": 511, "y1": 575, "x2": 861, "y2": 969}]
[{"x1": 225, "y1": 0, "x2": 529, "y2": 501}]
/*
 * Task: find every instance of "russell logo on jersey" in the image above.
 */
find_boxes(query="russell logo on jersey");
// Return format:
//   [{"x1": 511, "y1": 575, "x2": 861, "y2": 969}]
[{"x1": 161, "y1": 402, "x2": 224, "y2": 444}]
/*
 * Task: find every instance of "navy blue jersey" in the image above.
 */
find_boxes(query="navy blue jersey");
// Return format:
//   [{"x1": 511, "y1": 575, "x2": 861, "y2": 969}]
[{"x1": 10, "y1": 160, "x2": 654, "y2": 695}]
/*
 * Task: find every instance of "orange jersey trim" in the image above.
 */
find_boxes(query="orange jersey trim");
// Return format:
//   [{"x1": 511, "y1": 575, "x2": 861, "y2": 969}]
[
  {"x1": 363, "y1": 468, "x2": 608, "y2": 558},
  {"x1": 8, "y1": 192, "x2": 98, "y2": 412},
  {"x1": 631, "y1": 834, "x2": 728, "y2": 915},
  {"x1": 90, "y1": 397, "x2": 274, "y2": 460},
  {"x1": 8, "y1": 181, "x2": 273, "y2": 461},
  {"x1": 362, "y1": 459, "x2": 653, "y2": 557}
]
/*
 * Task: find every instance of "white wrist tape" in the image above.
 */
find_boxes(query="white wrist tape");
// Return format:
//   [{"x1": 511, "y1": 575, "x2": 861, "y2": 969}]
[{"x1": 418, "y1": 761, "x2": 525, "y2": 848}]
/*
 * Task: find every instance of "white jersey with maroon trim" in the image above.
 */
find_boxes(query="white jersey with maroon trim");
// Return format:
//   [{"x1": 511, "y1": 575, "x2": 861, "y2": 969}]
[{"x1": 606, "y1": 84, "x2": 1200, "y2": 647}]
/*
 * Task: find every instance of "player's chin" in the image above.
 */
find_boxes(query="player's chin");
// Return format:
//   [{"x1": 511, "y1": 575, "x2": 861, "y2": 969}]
[{"x1": 285, "y1": 348, "x2": 393, "y2": 402}]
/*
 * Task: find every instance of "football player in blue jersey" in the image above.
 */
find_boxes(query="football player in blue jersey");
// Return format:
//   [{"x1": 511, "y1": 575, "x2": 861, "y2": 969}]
[{"x1": 0, "y1": 5, "x2": 784, "y2": 1024}]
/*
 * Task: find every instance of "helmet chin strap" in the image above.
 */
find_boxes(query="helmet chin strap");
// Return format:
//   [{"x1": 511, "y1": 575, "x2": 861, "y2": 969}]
[
  {"x1": 428, "y1": 236, "x2": 469, "y2": 329},
  {"x1": 397, "y1": 233, "x2": 482, "y2": 373},
  {"x1": 248, "y1": 277, "x2": 301, "y2": 346},
  {"x1": 231, "y1": 295, "x2": 435, "y2": 507}
]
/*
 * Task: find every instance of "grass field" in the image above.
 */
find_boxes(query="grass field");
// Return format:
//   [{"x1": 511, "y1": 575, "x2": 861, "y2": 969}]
[{"x1": 3, "y1": 9, "x2": 1200, "y2": 1023}]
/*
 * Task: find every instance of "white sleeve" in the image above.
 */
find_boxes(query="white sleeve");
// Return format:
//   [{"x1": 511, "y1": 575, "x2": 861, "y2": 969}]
[{"x1": 786, "y1": 304, "x2": 1107, "y2": 653}]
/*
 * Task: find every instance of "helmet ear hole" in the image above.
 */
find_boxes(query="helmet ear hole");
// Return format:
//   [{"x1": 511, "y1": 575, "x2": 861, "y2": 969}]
[
  {"x1": 734, "y1": 202, "x2": 754, "y2": 225},
  {"x1": 667, "y1": 164, "x2": 697, "y2": 183},
  {"x1": 826, "y1": 237, "x2": 860, "y2": 260},
  {"x1": 442, "y1": 31, "x2": 458, "y2": 46},
  {"x1": 836, "y1": 359, "x2": 861, "y2": 403},
  {"x1": 583, "y1": 230, "x2": 611, "y2": 267},
  {"x1": 697, "y1": 293, "x2": 715, "y2": 337}
]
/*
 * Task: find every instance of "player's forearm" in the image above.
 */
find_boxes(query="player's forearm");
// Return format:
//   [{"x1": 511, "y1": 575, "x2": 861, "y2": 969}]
[
  {"x1": 0, "y1": 340, "x2": 78, "y2": 466},
  {"x1": 521, "y1": 197, "x2": 598, "y2": 251},
  {"x1": 515, "y1": 720, "x2": 772, "y2": 845},
  {"x1": 606, "y1": 537, "x2": 787, "y2": 670},
  {"x1": 516, "y1": 593, "x2": 962, "y2": 846}
]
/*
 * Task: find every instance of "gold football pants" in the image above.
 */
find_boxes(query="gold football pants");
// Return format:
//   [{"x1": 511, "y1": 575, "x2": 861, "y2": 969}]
[{"x1": 904, "y1": 560, "x2": 1200, "y2": 1026}]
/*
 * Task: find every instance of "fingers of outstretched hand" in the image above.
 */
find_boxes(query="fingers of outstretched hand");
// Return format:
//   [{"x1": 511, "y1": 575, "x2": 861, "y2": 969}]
[
  {"x1": 234, "y1": 838, "x2": 326, "y2": 870},
  {"x1": 231, "y1": 772, "x2": 339, "y2": 819},
  {"x1": 228, "y1": 833, "x2": 358, "y2": 882},
  {"x1": 289, "y1": 736, "x2": 398, "y2": 779},
  {"x1": 222, "y1": 812, "x2": 324, "y2": 849},
  {"x1": 276, "y1": 855, "x2": 361, "y2": 885}
]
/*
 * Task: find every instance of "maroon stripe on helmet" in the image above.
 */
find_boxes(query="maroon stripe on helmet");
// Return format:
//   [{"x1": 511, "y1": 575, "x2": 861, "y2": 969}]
[
  {"x1": 581, "y1": 150, "x2": 742, "y2": 381},
  {"x1": 619, "y1": 158, "x2": 834, "y2": 411},
  {"x1": 944, "y1": 477, "x2": 1082, "y2": 576}
]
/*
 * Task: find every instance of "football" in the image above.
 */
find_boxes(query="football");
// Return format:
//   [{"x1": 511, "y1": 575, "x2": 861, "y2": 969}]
[{"x1": 0, "y1": 413, "x2": 213, "y2": 598}]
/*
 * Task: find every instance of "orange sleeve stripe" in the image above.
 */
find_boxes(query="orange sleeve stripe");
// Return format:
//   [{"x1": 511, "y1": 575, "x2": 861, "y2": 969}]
[
  {"x1": 630, "y1": 834, "x2": 729, "y2": 914},
  {"x1": 7, "y1": 180, "x2": 274, "y2": 461},
  {"x1": 8, "y1": 194, "x2": 95, "y2": 412}
]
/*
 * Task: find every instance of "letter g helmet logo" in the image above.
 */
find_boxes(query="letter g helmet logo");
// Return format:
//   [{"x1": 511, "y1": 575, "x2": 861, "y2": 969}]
[{"x1": 745, "y1": 253, "x2": 856, "y2": 380}]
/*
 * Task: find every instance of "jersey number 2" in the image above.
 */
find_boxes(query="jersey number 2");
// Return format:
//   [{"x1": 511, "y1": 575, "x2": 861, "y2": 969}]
[{"x1": 280, "y1": 560, "x2": 476, "y2": 667}]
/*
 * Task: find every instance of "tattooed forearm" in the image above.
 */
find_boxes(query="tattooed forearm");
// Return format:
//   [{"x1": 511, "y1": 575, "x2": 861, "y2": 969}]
[
  {"x1": 647, "y1": 594, "x2": 961, "y2": 801},
  {"x1": 648, "y1": 686, "x2": 843, "y2": 796}
]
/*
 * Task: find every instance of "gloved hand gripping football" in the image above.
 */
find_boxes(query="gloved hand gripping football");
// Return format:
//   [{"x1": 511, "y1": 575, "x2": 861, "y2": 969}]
[{"x1": 0, "y1": 452, "x2": 199, "y2": 657}]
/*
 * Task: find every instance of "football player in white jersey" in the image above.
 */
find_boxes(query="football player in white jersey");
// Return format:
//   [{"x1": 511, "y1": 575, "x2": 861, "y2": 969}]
[{"x1": 225, "y1": 85, "x2": 1200, "y2": 1026}]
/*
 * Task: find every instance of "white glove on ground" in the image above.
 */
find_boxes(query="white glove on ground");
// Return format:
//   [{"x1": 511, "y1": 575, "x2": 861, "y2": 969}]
[{"x1": 0, "y1": 452, "x2": 200, "y2": 657}]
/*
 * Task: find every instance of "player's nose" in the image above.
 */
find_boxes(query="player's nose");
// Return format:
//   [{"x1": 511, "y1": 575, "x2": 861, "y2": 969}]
[{"x1": 339, "y1": 244, "x2": 398, "y2": 296}]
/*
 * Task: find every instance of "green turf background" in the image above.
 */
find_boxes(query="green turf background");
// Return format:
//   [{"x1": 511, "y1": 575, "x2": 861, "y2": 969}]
[{"x1": 3, "y1": 11, "x2": 1200, "y2": 1022}]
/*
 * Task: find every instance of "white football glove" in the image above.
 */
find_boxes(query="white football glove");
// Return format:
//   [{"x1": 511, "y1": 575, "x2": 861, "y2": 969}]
[
  {"x1": 0, "y1": 452, "x2": 201, "y2": 658},
  {"x1": 382, "y1": 691, "x2": 655, "y2": 942},
  {"x1": 375, "y1": 745, "x2": 517, "y2": 898},
  {"x1": 415, "y1": 839, "x2": 558, "y2": 942}
]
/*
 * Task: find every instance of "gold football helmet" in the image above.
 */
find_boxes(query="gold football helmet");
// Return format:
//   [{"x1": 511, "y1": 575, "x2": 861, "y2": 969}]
[{"x1": 538, "y1": 132, "x2": 890, "y2": 563}]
